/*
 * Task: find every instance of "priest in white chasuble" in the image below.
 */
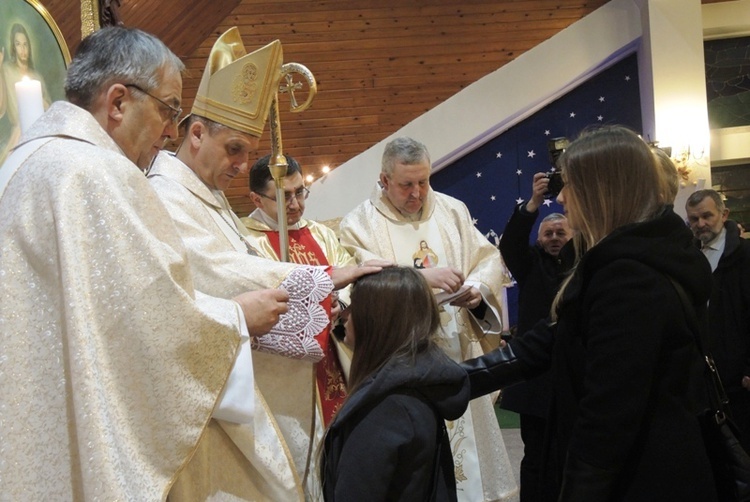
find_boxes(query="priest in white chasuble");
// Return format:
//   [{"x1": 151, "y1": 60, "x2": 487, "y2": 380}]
[
  {"x1": 0, "y1": 27, "x2": 293, "y2": 501},
  {"x1": 148, "y1": 28, "x2": 379, "y2": 501},
  {"x1": 340, "y1": 137, "x2": 519, "y2": 502}
]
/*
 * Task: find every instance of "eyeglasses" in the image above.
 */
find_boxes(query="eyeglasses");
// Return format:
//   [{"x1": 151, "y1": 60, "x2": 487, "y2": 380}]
[
  {"x1": 124, "y1": 84, "x2": 182, "y2": 123},
  {"x1": 258, "y1": 186, "x2": 310, "y2": 204}
]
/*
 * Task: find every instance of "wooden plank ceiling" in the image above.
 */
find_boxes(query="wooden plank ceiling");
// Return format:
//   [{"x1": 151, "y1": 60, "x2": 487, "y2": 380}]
[{"x1": 42, "y1": 0, "x2": 724, "y2": 216}]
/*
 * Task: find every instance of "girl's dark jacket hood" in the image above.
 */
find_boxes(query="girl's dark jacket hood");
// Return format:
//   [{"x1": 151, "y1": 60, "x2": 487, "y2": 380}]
[{"x1": 331, "y1": 344, "x2": 470, "y2": 428}]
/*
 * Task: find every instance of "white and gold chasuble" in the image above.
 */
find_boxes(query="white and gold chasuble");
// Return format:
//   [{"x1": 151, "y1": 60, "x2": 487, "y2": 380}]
[
  {"x1": 149, "y1": 153, "x2": 337, "y2": 501},
  {"x1": 0, "y1": 102, "x2": 248, "y2": 501},
  {"x1": 340, "y1": 184, "x2": 519, "y2": 502}
]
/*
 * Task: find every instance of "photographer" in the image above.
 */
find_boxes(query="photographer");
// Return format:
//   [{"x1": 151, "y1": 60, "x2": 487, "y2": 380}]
[{"x1": 498, "y1": 171, "x2": 572, "y2": 502}]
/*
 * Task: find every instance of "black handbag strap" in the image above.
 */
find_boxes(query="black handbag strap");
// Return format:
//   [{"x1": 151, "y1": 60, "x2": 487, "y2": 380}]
[{"x1": 664, "y1": 274, "x2": 731, "y2": 417}]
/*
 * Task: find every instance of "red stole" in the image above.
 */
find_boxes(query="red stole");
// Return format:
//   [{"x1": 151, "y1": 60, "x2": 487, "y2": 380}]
[{"x1": 266, "y1": 227, "x2": 347, "y2": 425}]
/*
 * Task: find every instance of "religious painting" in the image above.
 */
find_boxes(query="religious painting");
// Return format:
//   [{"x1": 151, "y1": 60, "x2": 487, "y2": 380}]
[
  {"x1": 412, "y1": 240, "x2": 438, "y2": 269},
  {"x1": 0, "y1": 0, "x2": 70, "y2": 165}
]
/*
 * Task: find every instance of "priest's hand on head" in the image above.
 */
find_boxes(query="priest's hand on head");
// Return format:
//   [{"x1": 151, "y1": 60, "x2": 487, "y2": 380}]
[
  {"x1": 331, "y1": 261, "x2": 390, "y2": 289},
  {"x1": 233, "y1": 289, "x2": 289, "y2": 337},
  {"x1": 420, "y1": 266, "x2": 465, "y2": 293}
]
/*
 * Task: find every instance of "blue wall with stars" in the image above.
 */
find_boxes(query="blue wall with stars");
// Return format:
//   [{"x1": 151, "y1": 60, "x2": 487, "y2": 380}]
[{"x1": 431, "y1": 53, "x2": 643, "y2": 330}]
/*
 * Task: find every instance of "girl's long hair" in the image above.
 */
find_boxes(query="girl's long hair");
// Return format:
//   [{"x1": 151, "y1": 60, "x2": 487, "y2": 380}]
[{"x1": 345, "y1": 266, "x2": 441, "y2": 394}]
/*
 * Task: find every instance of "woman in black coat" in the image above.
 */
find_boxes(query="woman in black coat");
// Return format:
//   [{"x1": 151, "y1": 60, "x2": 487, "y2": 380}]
[
  {"x1": 463, "y1": 126, "x2": 717, "y2": 501},
  {"x1": 320, "y1": 267, "x2": 470, "y2": 501}
]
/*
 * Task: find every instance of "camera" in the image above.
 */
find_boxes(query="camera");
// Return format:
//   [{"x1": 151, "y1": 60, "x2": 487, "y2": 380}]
[
  {"x1": 545, "y1": 137, "x2": 568, "y2": 198},
  {"x1": 545, "y1": 170, "x2": 564, "y2": 198},
  {"x1": 548, "y1": 137, "x2": 569, "y2": 166}
]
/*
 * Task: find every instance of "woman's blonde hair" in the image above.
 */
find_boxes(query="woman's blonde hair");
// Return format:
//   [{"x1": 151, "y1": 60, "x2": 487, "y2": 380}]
[
  {"x1": 558, "y1": 125, "x2": 662, "y2": 250},
  {"x1": 551, "y1": 125, "x2": 663, "y2": 317}
]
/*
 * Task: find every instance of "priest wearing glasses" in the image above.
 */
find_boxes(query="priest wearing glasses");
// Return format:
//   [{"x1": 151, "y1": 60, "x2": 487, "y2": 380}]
[
  {"x1": 243, "y1": 151, "x2": 359, "y2": 392},
  {"x1": 243, "y1": 153, "x2": 356, "y2": 273}
]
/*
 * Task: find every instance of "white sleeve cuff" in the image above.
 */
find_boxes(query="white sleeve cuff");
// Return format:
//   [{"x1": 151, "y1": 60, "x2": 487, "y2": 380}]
[
  {"x1": 213, "y1": 313, "x2": 254, "y2": 423},
  {"x1": 465, "y1": 280, "x2": 503, "y2": 334}
]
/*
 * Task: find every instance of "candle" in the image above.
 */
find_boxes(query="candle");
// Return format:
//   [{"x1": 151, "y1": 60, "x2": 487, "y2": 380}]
[{"x1": 15, "y1": 76, "x2": 44, "y2": 133}]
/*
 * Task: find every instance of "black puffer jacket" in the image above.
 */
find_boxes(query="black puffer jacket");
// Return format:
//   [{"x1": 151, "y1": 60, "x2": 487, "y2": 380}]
[{"x1": 321, "y1": 345, "x2": 469, "y2": 502}]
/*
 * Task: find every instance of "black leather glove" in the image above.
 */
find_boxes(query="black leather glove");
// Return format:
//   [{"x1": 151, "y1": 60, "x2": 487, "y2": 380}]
[{"x1": 460, "y1": 344, "x2": 525, "y2": 399}]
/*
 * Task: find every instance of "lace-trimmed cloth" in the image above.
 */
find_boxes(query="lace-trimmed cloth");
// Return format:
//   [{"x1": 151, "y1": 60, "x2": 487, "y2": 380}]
[{"x1": 251, "y1": 266, "x2": 333, "y2": 362}]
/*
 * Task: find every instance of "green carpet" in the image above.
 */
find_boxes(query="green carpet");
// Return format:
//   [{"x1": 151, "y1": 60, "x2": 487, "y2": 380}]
[{"x1": 495, "y1": 405, "x2": 521, "y2": 429}]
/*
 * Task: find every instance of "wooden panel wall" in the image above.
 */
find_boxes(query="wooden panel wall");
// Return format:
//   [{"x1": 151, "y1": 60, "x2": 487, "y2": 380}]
[
  {"x1": 185, "y1": 0, "x2": 611, "y2": 215},
  {"x1": 43, "y1": 0, "x2": 241, "y2": 57},
  {"x1": 37, "y1": 0, "x2": 728, "y2": 216}
]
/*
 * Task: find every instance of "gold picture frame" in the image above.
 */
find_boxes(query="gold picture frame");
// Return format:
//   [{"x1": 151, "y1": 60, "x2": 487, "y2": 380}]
[{"x1": 0, "y1": 0, "x2": 70, "y2": 164}]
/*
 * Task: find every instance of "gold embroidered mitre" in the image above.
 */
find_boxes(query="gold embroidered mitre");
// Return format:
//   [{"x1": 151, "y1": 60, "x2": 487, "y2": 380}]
[{"x1": 190, "y1": 27, "x2": 283, "y2": 137}]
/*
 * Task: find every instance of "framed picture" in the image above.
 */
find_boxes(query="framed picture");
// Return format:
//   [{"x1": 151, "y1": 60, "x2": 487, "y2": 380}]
[{"x1": 0, "y1": 0, "x2": 70, "y2": 164}]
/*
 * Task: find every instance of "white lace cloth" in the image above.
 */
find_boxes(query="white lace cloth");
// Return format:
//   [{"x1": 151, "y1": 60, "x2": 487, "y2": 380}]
[{"x1": 251, "y1": 266, "x2": 332, "y2": 362}]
